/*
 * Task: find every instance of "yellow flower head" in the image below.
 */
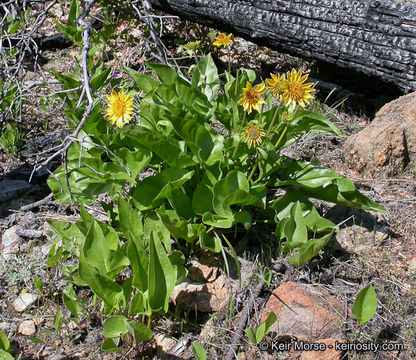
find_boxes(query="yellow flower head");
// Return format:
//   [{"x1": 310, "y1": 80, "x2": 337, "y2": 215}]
[
  {"x1": 213, "y1": 32, "x2": 233, "y2": 47},
  {"x1": 105, "y1": 89, "x2": 134, "y2": 128},
  {"x1": 280, "y1": 69, "x2": 315, "y2": 108},
  {"x1": 242, "y1": 124, "x2": 266, "y2": 148},
  {"x1": 266, "y1": 73, "x2": 285, "y2": 98},
  {"x1": 238, "y1": 82, "x2": 266, "y2": 114}
]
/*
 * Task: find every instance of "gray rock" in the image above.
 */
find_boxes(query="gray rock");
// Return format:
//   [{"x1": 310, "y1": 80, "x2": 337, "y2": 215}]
[{"x1": 1, "y1": 225, "x2": 23, "y2": 256}]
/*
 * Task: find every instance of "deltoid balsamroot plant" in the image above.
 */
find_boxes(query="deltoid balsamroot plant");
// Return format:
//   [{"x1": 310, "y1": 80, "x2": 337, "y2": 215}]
[{"x1": 47, "y1": 31, "x2": 384, "y2": 349}]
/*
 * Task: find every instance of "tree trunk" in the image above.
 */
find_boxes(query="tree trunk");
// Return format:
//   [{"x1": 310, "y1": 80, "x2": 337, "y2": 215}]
[{"x1": 148, "y1": 0, "x2": 416, "y2": 93}]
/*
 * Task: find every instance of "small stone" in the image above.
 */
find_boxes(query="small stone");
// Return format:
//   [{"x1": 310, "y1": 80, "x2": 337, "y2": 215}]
[
  {"x1": 170, "y1": 274, "x2": 232, "y2": 312},
  {"x1": 1, "y1": 225, "x2": 23, "y2": 255},
  {"x1": 261, "y1": 282, "x2": 344, "y2": 341},
  {"x1": 18, "y1": 320, "x2": 36, "y2": 336},
  {"x1": 13, "y1": 293, "x2": 38, "y2": 312},
  {"x1": 154, "y1": 333, "x2": 176, "y2": 353},
  {"x1": 299, "y1": 338, "x2": 345, "y2": 360}
]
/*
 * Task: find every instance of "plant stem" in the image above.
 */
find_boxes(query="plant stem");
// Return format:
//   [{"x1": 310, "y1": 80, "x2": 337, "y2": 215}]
[
  {"x1": 234, "y1": 69, "x2": 239, "y2": 97},
  {"x1": 231, "y1": 112, "x2": 246, "y2": 159},
  {"x1": 265, "y1": 104, "x2": 280, "y2": 139},
  {"x1": 228, "y1": 47, "x2": 231, "y2": 75},
  {"x1": 274, "y1": 123, "x2": 289, "y2": 151},
  {"x1": 247, "y1": 156, "x2": 259, "y2": 183}
]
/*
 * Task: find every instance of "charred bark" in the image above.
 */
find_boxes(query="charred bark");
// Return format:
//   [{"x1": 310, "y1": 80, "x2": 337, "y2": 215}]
[{"x1": 148, "y1": 0, "x2": 416, "y2": 93}]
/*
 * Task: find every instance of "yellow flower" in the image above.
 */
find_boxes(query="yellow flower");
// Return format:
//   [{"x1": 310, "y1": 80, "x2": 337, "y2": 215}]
[
  {"x1": 238, "y1": 82, "x2": 266, "y2": 114},
  {"x1": 105, "y1": 89, "x2": 134, "y2": 128},
  {"x1": 266, "y1": 73, "x2": 285, "y2": 98},
  {"x1": 213, "y1": 32, "x2": 233, "y2": 47},
  {"x1": 242, "y1": 125, "x2": 266, "y2": 148},
  {"x1": 280, "y1": 69, "x2": 315, "y2": 108}
]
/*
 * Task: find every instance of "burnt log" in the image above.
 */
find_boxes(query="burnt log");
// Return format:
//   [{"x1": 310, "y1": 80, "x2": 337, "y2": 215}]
[{"x1": 148, "y1": 0, "x2": 416, "y2": 93}]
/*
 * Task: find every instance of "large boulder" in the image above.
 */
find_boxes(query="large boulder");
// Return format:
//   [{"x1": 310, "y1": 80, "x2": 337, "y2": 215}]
[{"x1": 344, "y1": 92, "x2": 416, "y2": 176}]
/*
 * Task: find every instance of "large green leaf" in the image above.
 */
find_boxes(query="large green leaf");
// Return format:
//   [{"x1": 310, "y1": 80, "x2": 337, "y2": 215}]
[
  {"x1": 157, "y1": 207, "x2": 204, "y2": 243},
  {"x1": 191, "y1": 54, "x2": 220, "y2": 102},
  {"x1": 132, "y1": 168, "x2": 194, "y2": 210},
  {"x1": 167, "y1": 114, "x2": 224, "y2": 165},
  {"x1": 212, "y1": 170, "x2": 263, "y2": 217},
  {"x1": 124, "y1": 66, "x2": 159, "y2": 93},
  {"x1": 78, "y1": 252, "x2": 124, "y2": 315},
  {"x1": 118, "y1": 199, "x2": 143, "y2": 244},
  {"x1": 289, "y1": 110, "x2": 344, "y2": 137},
  {"x1": 121, "y1": 127, "x2": 196, "y2": 168},
  {"x1": 148, "y1": 234, "x2": 176, "y2": 314},
  {"x1": 273, "y1": 160, "x2": 386, "y2": 212},
  {"x1": 283, "y1": 201, "x2": 308, "y2": 252},
  {"x1": 112, "y1": 147, "x2": 152, "y2": 184},
  {"x1": 126, "y1": 241, "x2": 149, "y2": 292},
  {"x1": 83, "y1": 221, "x2": 129, "y2": 278}
]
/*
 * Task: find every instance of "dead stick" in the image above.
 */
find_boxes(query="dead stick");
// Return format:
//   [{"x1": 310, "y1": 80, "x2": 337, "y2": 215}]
[
  {"x1": 19, "y1": 193, "x2": 54, "y2": 211},
  {"x1": 224, "y1": 280, "x2": 265, "y2": 360}
]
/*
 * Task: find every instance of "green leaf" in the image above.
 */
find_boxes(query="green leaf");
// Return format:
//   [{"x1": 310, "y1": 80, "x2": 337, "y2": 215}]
[
  {"x1": 90, "y1": 67, "x2": 111, "y2": 91},
  {"x1": 101, "y1": 338, "x2": 123, "y2": 353},
  {"x1": 113, "y1": 147, "x2": 151, "y2": 184},
  {"x1": 33, "y1": 276, "x2": 43, "y2": 293},
  {"x1": 192, "y1": 342, "x2": 207, "y2": 360},
  {"x1": 127, "y1": 321, "x2": 153, "y2": 343},
  {"x1": 63, "y1": 284, "x2": 80, "y2": 317},
  {"x1": 103, "y1": 316, "x2": 129, "y2": 338},
  {"x1": 124, "y1": 66, "x2": 160, "y2": 93},
  {"x1": 0, "y1": 330, "x2": 10, "y2": 352},
  {"x1": 78, "y1": 252, "x2": 124, "y2": 315},
  {"x1": 288, "y1": 231, "x2": 334, "y2": 267},
  {"x1": 212, "y1": 170, "x2": 263, "y2": 217},
  {"x1": 200, "y1": 231, "x2": 222, "y2": 253},
  {"x1": 0, "y1": 349, "x2": 14, "y2": 360},
  {"x1": 192, "y1": 183, "x2": 213, "y2": 215},
  {"x1": 148, "y1": 234, "x2": 177, "y2": 314},
  {"x1": 289, "y1": 110, "x2": 344, "y2": 137},
  {"x1": 118, "y1": 199, "x2": 143, "y2": 244},
  {"x1": 53, "y1": 310, "x2": 63, "y2": 333},
  {"x1": 83, "y1": 221, "x2": 129, "y2": 278},
  {"x1": 132, "y1": 168, "x2": 194, "y2": 211},
  {"x1": 283, "y1": 201, "x2": 308, "y2": 252},
  {"x1": 128, "y1": 292, "x2": 148, "y2": 316},
  {"x1": 352, "y1": 285, "x2": 378, "y2": 324},
  {"x1": 158, "y1": 207, "x2": 203, "y2": 243},
  {"x1": 121, "y1": 127, "x2": 196, "y2": 168},
  {"x1": 256, "y1": 312, "x2": 277, "y2": 344},
  {"x1": 167, "y1": 115, "x2": 224, "y2": 165},
  {"x1": 126, "y1": 241, "x2": 149, "y2": 292},
  {"x1": 192, "y1": 53, "x2": 220, "y2": 102},
  {"x1": 7, "y1": 20, "x2": 21, "y2": 35}
]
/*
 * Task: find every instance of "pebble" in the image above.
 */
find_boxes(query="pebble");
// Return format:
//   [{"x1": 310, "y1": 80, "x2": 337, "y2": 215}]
[
  {"x1": 17, "y1": 320, "x2": 36, "y2": 336},
  {"x1": 12, "y1": 293, "x2": 38, "y2": 312}
]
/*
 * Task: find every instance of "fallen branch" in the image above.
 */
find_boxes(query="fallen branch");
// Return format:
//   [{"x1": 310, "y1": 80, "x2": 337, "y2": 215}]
[{"x1": 224, "y1": 279, "x2": 265, "y2": 360}]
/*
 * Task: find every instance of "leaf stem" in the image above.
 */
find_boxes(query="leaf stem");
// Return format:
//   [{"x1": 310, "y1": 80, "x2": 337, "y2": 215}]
[
  {"x1": 231, "y1": 112, "x2": 246, "y2": 159},
  {"x1": 274, "y1": 123, "x2": 289, "y2": 151},
  {"x1": 265, "y1": 104, "x2": 281, "y2": 139}
]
